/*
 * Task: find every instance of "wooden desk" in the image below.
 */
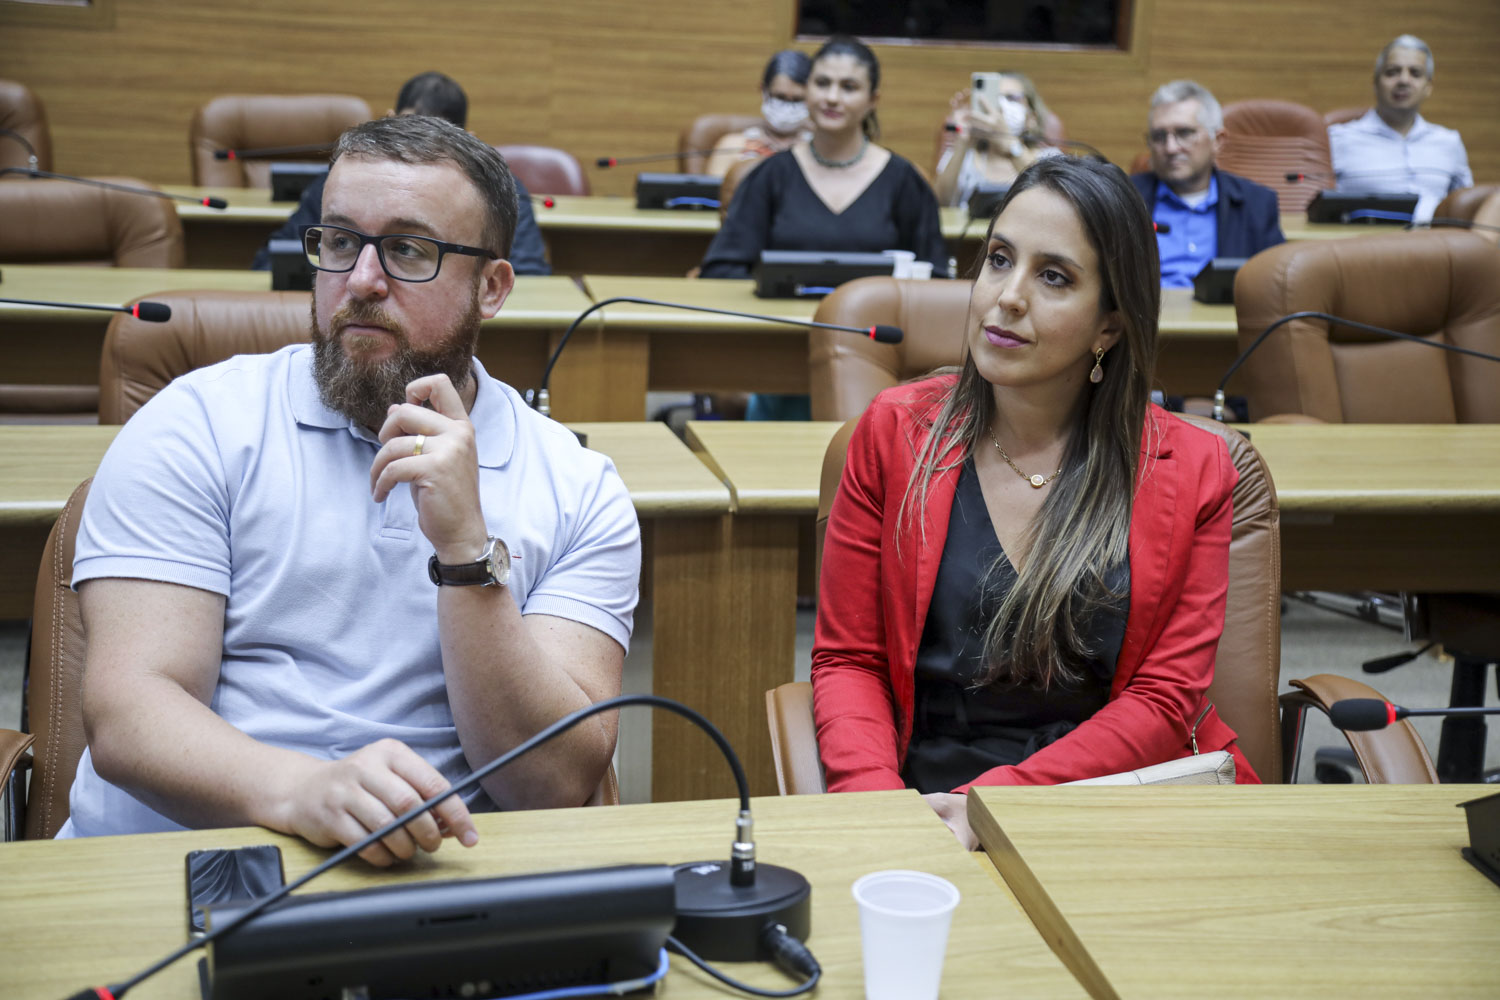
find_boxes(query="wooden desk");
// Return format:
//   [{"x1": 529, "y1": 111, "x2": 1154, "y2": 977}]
[
  {"x1": 0, "y1": 421, "x2": 781, "y2": 803},
  {"x1": 680, "y1": 421, "x2": 1500, "y2": 656},
  {"x1": 1238, "y1": 423, "x2": 1500, "y2": 592},
  {"x1": 0, "y1": 790, "x2": 1082, "y2": 999},
  {"x1": 969, "y1": 784, "x2": 1500, "y2": 1000},
  {"x1": 164, "y1": 185, "x2": 290, "y2": 269},
  {"x1": 0, "y1": 268, "x2": 592, "y2": 410}
]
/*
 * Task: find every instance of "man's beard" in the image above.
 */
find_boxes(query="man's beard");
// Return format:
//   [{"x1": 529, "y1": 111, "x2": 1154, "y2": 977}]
[{"x1": 310, "y1": 290, "x2": 482, "y2": 430}]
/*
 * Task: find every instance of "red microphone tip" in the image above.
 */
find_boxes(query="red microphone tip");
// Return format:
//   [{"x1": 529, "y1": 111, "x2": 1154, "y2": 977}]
[
  {"x1": 867, "y1": 326, "x2": 878, "y2": 339},
  {"x1": 131, "y1": 303, "x2": 140, "y2": 318},
  {"x1": 1386, "y1": 702, "x2": 1399, "y2": 726},
  {"x1": 201, "y1": 197, "x2": 212, "y2": 206},
  {"x1": 606, "y1": 158, "x2": 617, "y2": 167},
  {"x1": 227, "y1": 150, "x2": 236, "y2": 161},
  {"x1": 543, "y1": 197, "x2": 555, "y2": 208}
]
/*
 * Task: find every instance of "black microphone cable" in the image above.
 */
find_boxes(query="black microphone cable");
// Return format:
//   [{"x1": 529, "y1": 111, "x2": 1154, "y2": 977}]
[
  {"x1": 0, "y1": 126, "x2": 39, "y2": 170},
  {"x1": 0, "y1": 166, "x2": 227, "y2": 209},
  {"x1": 1411, "y1": 217, "x2": 1500, "y2": 235},
  {"x1": 62, "y1": 693, "x2": 819, "y2": 1000},
  {"x1": 1213, "y1": 310, "x2": 1500, "y2": 421}
]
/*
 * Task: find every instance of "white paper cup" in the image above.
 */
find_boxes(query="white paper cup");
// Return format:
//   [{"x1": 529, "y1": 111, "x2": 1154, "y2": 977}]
[
  {"x1": 852, "y1": 869, "x2": 960, "y2": 1000},
  {"x1": 908, "y1": 260, "x2": 934, "y2": 280},
  {"x1": 883, "y1": 249, "x2": 916, "y2": 279}
]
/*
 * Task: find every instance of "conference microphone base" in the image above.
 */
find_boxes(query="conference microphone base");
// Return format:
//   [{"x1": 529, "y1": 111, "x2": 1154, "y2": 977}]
[{"x1": 672, "y1": 861, "x2": 812, "y2": 961}]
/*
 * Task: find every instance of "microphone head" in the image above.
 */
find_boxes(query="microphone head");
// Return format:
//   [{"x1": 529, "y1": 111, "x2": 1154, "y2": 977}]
[
  {"x1": 1327, "y1": 698, "x2": 1394, "y2": 732},
  {"x1": 202, "y1": 196, "x2": 228, "y2": 209},
  {"x1": 214, "y1": 149, "x2": 236, "y2": 161},
  {"x1": 869, "y1": 324, "x2": 903, "y2": 344},
  {"x1": 1153, "y1": 220, "x2": 1172, "y2": 235},
  {"x1": 131, "y1": 301, "x2": 172, "y2": 323},
  {"x1": 1284, "y1": 172, "x2": 1305, "y2": 182},
  {"x1": 596, "y1": 157, "x2": 616, "y2": 168}
]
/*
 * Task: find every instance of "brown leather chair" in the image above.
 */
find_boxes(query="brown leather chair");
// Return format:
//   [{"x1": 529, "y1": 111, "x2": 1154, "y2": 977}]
[
  {"x1": 765, "y1": 414, "x2": 1438, "y2": 792},
  {"x1": 717, "y1": 156, "x2": 762, "y2": 220},
  {"x1": 1471, "y1": 189, "x2": 1500, "y2": 245},
  {"x1": 494, "y1": 144, "x2": 590, "y2": 196},
  {"x1": 1323, "y1": 107, "x2": 1367, "y2": 127},
  {"x1": 0, "y1": 177, "x2": 184, "y2": 268},
  {"x1": 1232, "y1": 229, "x2": 1500, "y2": 424},
  {"x1": 0, "y1": 78, "x2": 51, "y2": 172},
  {"x1": 1217, "y1": 99, "x2": 1334, "y2": 214},
  {"x1": 99, "y1": 290, "x2": 313, "y2": 424},
  {"x1": 680, "y1": 113, "x2": 763, "y2": 174},
  {"x1": 807, "y1": 276, "x2": 972, "y2": 422},
  {"x1": 190, "y1": 94, "x2": 371, "y2": 188},
  {"x1": 1433, "y1": 185, "x2": 1500, "y2": 224}
]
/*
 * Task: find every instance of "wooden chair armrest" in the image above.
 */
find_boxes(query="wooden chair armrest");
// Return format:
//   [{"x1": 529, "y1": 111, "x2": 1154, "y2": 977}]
[
  {"x1": 765, "y1": 682, "x2": 827, "y2": 795},
  {"x1": 0, "y1": 729, "x2": 34, "y2": 787},
  {"x1": 1, "y1": 728, "x2": 35, "y2": 842},
  {"x1": 1279, "y1": 673, "x2": 1439, "y2": 783}
]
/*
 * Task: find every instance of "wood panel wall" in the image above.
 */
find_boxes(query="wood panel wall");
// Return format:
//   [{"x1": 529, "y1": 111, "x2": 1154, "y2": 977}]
[{"x1": 3, "y1": 0, "x2": 1496, "y2": 197}]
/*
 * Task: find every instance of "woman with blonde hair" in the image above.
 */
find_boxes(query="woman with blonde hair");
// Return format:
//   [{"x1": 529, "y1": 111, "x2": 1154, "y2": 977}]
[{"x1": 935, "y1": 72, "x2": 1059, "y2": 207}]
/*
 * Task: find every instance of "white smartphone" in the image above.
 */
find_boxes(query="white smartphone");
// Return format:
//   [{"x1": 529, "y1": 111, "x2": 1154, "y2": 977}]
[{"x1": 970, "y1": 72, "x2": 1006, "y2": 117}]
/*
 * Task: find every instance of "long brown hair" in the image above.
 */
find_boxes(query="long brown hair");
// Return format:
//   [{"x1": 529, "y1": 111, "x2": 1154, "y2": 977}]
[{"x1": 898, "y1": 155, "x2": 1160, "y2": 689}]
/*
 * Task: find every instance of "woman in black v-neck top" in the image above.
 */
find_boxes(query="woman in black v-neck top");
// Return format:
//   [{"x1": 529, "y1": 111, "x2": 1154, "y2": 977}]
[{"x1": 698, "y1": 37, "x2": 948, "y2": 281}]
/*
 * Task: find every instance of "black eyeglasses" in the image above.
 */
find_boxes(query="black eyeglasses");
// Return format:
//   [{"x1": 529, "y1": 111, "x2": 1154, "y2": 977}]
[
  {"x1": 1145, "y1": 126, "x2": 1205, "y2": 148},
  {"x1": 300, "y1": 224, "x2": 498, "y2": 283}
]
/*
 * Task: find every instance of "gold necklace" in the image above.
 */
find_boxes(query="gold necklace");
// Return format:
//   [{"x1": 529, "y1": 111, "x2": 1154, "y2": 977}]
[{"x1": 987, "y1": 427, "x2": 1062, "y2": 489}]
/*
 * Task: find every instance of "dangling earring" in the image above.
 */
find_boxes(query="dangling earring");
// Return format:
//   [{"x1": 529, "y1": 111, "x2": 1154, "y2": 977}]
[{"x1": 1089, "y1": 347, "x2": 1105, "y2": 384}]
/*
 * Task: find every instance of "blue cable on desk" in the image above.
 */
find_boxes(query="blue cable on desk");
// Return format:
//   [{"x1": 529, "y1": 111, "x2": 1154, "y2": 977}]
[
  {"x1": 1344, "y1": 208, "x2": 1414, "y2": 223},
  {"x1": 506, "y1": 948, "x2": 669, "y2": 999},
  {"x1": 664, "y1": 196, "x2": 720, "y2": 210}
]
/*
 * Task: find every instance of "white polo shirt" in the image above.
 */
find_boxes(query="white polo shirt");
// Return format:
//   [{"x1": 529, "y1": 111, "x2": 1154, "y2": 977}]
[
  {"x1": 60, "y1": 345, "x2": 640, "y2": 837},
  {"x1": 1328, "y1": 110, "x2": 1472, "y2": 222}
]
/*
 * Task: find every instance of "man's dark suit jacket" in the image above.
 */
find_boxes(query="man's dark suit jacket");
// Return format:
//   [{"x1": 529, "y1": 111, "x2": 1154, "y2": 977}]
[{"x1": 1129, "y1": 168, "x2": 1285, "y2": 259}]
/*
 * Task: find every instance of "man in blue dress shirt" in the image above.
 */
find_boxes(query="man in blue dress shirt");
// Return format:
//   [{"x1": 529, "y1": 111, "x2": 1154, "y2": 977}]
[
  {"x1": 1129, "y1": 80, "x2": 1284, "y2": 288},
  {"x1": 1328, "y1": 35, "x2": 1472, "y2": 223}
]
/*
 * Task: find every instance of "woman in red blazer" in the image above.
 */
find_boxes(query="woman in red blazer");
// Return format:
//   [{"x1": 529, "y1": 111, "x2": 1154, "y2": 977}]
[{"x1": 811, "y1": 156, "x2": 1258, "y2": 848}]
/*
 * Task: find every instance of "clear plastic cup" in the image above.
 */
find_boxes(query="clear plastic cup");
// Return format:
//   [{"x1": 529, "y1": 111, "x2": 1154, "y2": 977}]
[{"x1": 851, "y1": 869, "x2": 961, "y2": 1000}]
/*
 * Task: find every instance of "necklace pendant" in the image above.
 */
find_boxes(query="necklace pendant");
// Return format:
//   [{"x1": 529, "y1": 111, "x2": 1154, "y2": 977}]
[{"x1": 1029, "y1": 474, "x2": 1046, "y2": 488}]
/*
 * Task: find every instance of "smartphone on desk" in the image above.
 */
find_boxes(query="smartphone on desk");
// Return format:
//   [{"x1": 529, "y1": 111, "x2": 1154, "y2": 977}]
[{"x1": 185, "y1": 844, "x2": 285, "y2": 937}]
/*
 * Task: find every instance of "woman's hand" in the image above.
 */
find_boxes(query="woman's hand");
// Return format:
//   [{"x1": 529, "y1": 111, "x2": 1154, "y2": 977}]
[{"x1": 921, "y1": 791, "x2": 979, "y2": 851}]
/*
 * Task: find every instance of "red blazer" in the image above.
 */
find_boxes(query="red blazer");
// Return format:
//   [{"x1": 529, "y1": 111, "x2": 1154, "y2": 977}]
[{"x1": 810, "y1": 377, "x2": 1260, "y2": 789}]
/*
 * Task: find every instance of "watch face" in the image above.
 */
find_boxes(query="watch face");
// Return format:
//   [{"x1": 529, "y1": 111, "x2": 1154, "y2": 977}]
[{"x1": 484, "y1": 536, "x2": 512, "y2": 587}]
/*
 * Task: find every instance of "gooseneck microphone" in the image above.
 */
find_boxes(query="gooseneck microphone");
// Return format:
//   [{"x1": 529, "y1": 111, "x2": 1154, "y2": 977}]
[
  {"x1": 0, "y1": 298, "x2": 171, "y2": 322},
  {"x1": 1328, "y1": 698, "x2": 1500, "y2": 732},
  {"x1": 595, "y1": 148, "x2": 735, "y2": 168},
  {"x1": 213, "y1": 142, "x2": 332, "y2": 161},
  {"x1": 0, "y1": 126, "x2": 39, "y2": 170},
  {"x1": 61, "y1": 693, "x2": 818, "y2": 1000},
  {"x1": 1213, "y1": 310, "x2": 1500, "y2": 421},
  {"x1": 1416, "y1": 217, "x2": 1500, "y2": 235},
  {"x1": 0, "y1": 166, "x2": 227, "y2": 209},
  {"x1": 526, "y1": 297, "x2": 903, "y2": 417}
]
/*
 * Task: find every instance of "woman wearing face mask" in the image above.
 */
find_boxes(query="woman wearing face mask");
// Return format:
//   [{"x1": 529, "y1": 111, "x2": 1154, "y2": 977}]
[
  {"x1": 704, "y1": 50, "x2": 814, "y2": 178},
  {"x1": 699, "y1": 36, "x2": 948, "y2": 284},
  {"x1": 812, "y1": 156, "x2": 1258, "y2": 850},
  {"x1": 935, "y1": 73, "x2": 1059, "y2": 208}
]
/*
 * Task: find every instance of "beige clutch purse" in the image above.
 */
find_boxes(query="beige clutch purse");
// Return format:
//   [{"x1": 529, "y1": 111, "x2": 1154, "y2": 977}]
[{"x1": 1063, "y1": 749, "x2": 1236, "y2": 786}]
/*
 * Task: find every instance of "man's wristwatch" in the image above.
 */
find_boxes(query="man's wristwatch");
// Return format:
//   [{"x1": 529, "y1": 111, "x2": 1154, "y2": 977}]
[{"x1": 428, "y1": 535, "x2": 510, "y2": 587}]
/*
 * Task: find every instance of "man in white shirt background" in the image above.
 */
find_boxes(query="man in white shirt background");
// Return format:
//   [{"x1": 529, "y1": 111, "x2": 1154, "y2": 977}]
[{"x1": 1327, "y1": 34, "x2": 1472, "y2": 223}]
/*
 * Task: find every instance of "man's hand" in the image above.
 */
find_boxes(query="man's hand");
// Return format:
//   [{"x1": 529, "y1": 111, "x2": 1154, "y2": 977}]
[
  {"x1": 370, "y1": 374, "x2": 489, "y2": 564},
  {"x1": 921, "y1": 791, "x2": 978, "y2": 851},
  {"x1": 275, "y1": 739, "x2": 479, "y2": 867}
]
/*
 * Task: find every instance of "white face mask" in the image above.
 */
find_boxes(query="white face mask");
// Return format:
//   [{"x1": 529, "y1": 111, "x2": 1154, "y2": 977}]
[
  {"x1": 1000, "y1": 96, "x2": 1030, "y2": 137},
  {"x1": 762, "y1": 96, "x2": 809, "y2": 135}
]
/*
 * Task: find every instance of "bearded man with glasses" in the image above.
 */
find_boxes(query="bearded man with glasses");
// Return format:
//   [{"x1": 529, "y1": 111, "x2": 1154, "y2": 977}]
[
  {"x1": 58, "y1": 116, "x2": 639, "y2": 865},
  {"x1": 1129, "y1": 79, "x2": 1284, "y2": 288}
]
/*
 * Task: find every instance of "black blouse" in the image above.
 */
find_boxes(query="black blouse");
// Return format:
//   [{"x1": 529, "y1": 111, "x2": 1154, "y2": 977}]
[
  {"x1": 901, "y1": 458, "x2": 1131, "y2": 794},
  {"x1": 698, "y1": 150, "x2": 949, "y2": 279}
]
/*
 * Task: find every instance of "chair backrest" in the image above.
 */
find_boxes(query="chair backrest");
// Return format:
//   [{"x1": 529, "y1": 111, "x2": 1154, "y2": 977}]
[
  {"x1": 679, "y1": 113, "x2": 763, "y2": 173},
  {"x1": 0, "y1": 78, "x2": 52, "y2": 172},
  {"x1": 1433, "y1": 184, "x2": 1500, "y2": 224},
  {"x1": 1218, "y1": 99, "x2": 1333, "y2": 213},
  {"x1": 1232, "y1": 229, "x2": 1500, "y2": 423},
  {"x1": 23, "y1": 477, "x2": 91, "y2": 839},
  {"x1": 190, "y1": 94, "x2": 371, "y2": 188},
  {"x1": 99, "y1": 290, "x2": 312, "y2": 424},
  {"x1": 494, "y1": 144, "x2": 590, "y2": 196},
  {"x1": 1175, "y1": 414, "x2": 1282, "y2": 783},
  {"x1": 1471, "y1": 190, "x2": 1500, "y2": 246},
  {"x1": 1323, "y1": 106, "x2": 1367, "y2": 127},
  {"x1": 0, "y1": 177, "x2": 184, "y2": 267},
  {"x1": 808, "y1": 276, "x2": 972, "y2": 421}
]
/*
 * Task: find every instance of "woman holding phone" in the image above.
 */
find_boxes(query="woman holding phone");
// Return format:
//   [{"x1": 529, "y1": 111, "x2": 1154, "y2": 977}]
[{"x1": 935, "y1": 72, "x2": 1059, "y2": 208}]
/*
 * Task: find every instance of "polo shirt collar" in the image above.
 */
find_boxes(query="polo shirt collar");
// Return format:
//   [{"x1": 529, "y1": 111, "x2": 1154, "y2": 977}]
[
  {"x1": 1360, "y1": 109, "x2": 1433, "y2": 140},
  {"x1": 1155, "y1": 173, "x2": 1218, "y2": 212},
  {"x1": 287, "y1": 345, "x2": 517, "y2": 469}
]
